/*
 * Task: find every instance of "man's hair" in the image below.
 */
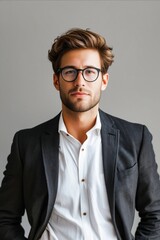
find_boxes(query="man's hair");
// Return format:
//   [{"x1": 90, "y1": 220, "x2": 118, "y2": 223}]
[{"x1": 48, "y1": 28, "x2": 114, "y2": 74}]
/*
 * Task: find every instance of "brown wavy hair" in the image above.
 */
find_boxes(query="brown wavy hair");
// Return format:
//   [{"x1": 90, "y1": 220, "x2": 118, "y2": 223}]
[{"x1": 48, "y1": 28, "x2": 114, "y2": 74}]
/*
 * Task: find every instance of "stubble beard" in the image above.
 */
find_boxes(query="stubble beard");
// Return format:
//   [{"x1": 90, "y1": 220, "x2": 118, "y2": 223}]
[{"x1": 59, "y1": 87, "x2": 101, "y2": 113}]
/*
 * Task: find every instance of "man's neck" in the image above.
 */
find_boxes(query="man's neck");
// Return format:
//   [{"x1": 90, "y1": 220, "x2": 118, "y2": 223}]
[{"x1": 61, "y1": 106, "x2": 99, "y2": 143}]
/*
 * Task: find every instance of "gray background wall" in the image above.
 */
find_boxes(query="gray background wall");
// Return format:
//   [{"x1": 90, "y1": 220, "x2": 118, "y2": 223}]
[{"x1": 0, "y1": 0, "x2": 160, "y2": 237}]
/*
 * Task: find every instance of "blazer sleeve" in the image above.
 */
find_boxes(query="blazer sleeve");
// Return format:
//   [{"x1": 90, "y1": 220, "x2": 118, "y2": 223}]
[
  {"x1": 135, "y1": 126, "x2": 160, "y2": 239},
  {"x1": 0, "y1": 132, "x2": 27, "y2": 240}
]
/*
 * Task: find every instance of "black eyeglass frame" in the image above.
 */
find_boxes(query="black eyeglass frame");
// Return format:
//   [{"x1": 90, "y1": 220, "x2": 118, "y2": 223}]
[{"x1": 56, "y1": 66, "x2": 102, "y2": 82}]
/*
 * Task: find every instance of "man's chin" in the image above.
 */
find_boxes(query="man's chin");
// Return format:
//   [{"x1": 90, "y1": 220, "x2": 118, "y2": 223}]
[{"x1": 64, "y1": 103, "x2": 99, "y2": 113}]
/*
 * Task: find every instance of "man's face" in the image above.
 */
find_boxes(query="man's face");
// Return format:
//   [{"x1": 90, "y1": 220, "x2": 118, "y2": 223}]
[{"x1": 53, "y1": 49, "x2": 108, "y2": 113}]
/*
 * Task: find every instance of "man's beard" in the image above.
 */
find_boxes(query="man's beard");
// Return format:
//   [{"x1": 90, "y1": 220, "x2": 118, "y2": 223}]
[{"x1": 59, "y1": 86, "x2": 101, "y2": 113}]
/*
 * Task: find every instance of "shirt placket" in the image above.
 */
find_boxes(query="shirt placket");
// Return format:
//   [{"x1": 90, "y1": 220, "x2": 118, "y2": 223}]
[{"x1": 78, "y1": 142, "x2": 92, "y2": 240}]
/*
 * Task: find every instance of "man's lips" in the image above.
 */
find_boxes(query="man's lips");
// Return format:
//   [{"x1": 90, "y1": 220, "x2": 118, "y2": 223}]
[
  {"x1": 69, "y1": 88, "x2": 90, "y2": 96},
  {"x1": 70, "y1": 91, "x2": 89, "y2": 96}
]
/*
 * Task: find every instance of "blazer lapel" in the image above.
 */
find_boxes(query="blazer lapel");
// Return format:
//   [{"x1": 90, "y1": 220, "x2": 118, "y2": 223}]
[
  {"x1": 41, "y1": 129, "x2": 59, "y2": 210},
  {"x1": 100, "y1": 110, "x2": 120, "y2": 223},
  {"x1": 35, "y1": 115, "x2": 60, "y2": 239}
]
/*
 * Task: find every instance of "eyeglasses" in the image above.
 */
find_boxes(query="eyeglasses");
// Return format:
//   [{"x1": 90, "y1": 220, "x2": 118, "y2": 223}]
[{"x1": 57, "y1": 66, "x2": 102, "y2": 82}]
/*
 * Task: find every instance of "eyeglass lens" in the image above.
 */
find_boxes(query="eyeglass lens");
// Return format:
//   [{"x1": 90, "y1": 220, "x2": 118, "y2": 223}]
[{"x1": 61, "y1": 67, "x2": 99, "y2": 82}]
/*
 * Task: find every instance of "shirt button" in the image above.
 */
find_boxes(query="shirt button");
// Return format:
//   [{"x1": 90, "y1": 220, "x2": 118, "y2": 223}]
[
  {"x1": 83, "y1": 212, "x2": 87, "y2": 216},
  {"x1": 82, "y1": 148, "x2": 84, "y2": 151},
  {"x1": 81, "y1": 179, "x2": 85, "y2": 182}
]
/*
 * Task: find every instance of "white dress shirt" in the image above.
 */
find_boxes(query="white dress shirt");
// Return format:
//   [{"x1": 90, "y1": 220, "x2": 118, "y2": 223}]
[{"x1": 40, "y1": 113, "x2": 117, "y2": 240}]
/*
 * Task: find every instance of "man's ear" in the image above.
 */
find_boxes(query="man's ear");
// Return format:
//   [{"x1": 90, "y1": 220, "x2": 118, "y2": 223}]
[
  {"x1": 53, "y1": 74, "x2": 60, "y2": 91},
  {"x1": 101, "y1": 73, "x2": 109, "y2": 91}
]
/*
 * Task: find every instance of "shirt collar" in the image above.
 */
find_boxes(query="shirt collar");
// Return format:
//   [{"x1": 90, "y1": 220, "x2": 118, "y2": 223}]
[
  {"x1": 58, "y1": 113, "x2": 67, "y2": 134},
  {"x1": 58, "y1": 111, "x2": 101, "y2": 135}
]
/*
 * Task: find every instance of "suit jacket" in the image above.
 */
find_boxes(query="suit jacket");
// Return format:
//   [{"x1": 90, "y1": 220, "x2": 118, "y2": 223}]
[{"x1": 0, "y1": 109, "x2": 160, "y2": 240}]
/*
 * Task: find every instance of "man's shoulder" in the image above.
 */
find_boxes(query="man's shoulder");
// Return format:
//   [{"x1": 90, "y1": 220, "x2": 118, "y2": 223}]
[
  {"x1": 100, "y1": 109, "x2": 143, "y2": 128},
  {"x1": 15, "y1": 113, "x2": 61, "y2": 139},
  {"x1": 99, "y1": 109, "x2": 147, "y2": 140}
]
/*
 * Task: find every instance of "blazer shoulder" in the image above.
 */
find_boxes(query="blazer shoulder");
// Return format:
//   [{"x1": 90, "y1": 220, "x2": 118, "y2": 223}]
[
  {"x1": 15, "y1": 113, "x2": 61, "y2": 139},
  {"x1": 109, "y1": 113, "x2": 143, "y2": 130},
  {"x1": 100, "y1": 109, "x2": 150, "y2": 140}
]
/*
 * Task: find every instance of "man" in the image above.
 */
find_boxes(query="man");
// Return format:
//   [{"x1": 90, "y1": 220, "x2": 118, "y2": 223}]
[{"x1": 0, "y1": 28, "x2": 160, "y2": 240}]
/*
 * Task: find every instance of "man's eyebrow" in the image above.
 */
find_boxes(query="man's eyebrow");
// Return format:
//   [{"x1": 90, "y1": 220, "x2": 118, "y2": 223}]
[
  {"x1": 61, "y1": 65, "x2": 98, "y2": 69},
  {"x1": 60, "y1": 65, "x2": 76, "y2": 69}
]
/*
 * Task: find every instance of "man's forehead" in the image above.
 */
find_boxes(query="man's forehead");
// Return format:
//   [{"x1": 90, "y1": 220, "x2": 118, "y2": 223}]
[{"x1": 60, "y1": 49, "x2": 101, "y2": 67}]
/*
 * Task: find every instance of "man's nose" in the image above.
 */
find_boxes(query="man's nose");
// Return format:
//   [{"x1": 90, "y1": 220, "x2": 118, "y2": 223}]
[{"x1": 74, "y1": 70, "x2": 85, "y2": 86}]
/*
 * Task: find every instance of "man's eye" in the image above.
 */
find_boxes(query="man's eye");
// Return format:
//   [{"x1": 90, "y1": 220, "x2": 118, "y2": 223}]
[
  {"x1": 64, "y1": 69, "x2": 75, "y2": 75},
  {"x1": 85, "y1": 69, "x2": 96, "y2": 75}
]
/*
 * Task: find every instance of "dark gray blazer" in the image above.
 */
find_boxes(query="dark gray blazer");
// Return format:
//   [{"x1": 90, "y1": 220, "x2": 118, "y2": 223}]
[{"x1": 0, "y1": 109, "x2": 160, "y2": 240}]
